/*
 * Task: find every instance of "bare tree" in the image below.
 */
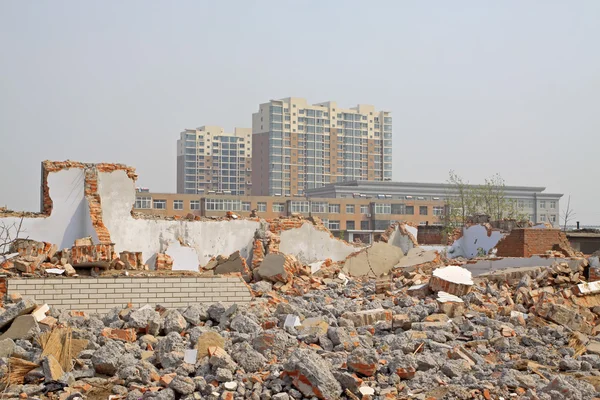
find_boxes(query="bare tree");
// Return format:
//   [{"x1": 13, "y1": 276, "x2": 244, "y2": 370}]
[
  {"x1": 0, "y1": 218, "x2": 24, "y2": 254},
  {"x1": 562, "y1": 195, "x2": 576, "y2": 231}
]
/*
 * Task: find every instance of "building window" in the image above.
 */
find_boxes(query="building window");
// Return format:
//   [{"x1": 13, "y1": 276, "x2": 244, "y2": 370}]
[
  {"x1": 190, "y1": 200, "x2": 200, "y2": 210},
  {"x1": 346, "y1": 220, "x2": 355, "y2": 230},
  {"x1": 405, "y1": 206, "x2": 414, "y2": 215},
  {"x1": 540, "y1": 200, "x2": 546, "y2": 209},
  {"x1": 173, "y1": 200, "x2": 183, "y2": 210},
  {"x1": 419, "y1": 206, "x2": 428, "y2": 215},
  {"x1": 257, "y1": 202, "x2": 267, "y2": 212},
  {"x1": 135, "y1": 197, "x2": 151, "y2": 209},
  {"x1": 374, "y1": 203, "x2": 391, "y2": 214},
  {"x1": 272, "y1": 203, "x2": 285, "y2": 213},
  {"x1": 391, "y1": 204, "x2": 405, "y2": 214},
  {"x1": 153, "y1": 199, "x2": 166, "y2": 209},
  {"x1": 328, "y1": 220, "x2": 340, "y2": 230},
  {"x1": 329, "y1": 204, "x2": 340, "y2": 213},
  {"x1": 517, "y1": 200, "x2": 525, "y2": 209},
  {"x1": 361, "y1": 220, "x2": 370, "y2": 230},
  {"x1": 360, "y1": 205, "x2": 369, "y2": 214},
  {"x1": 550, "y1": 201, "x2": 556, "y2": 209},
  {"x1": 433, "y1": 206, "x2": 445, "y2": 216},
  {"x1": 540, "y1": 215, "x2": 546, "y2": 222},
  {"x1": 242, "y1": 202, "x2": 251, "y2": 211},
  {"x1": 346, "y1": 204, "x2": 355, "y2": 214},
  {"x1": 550, "y1": 215, "x2": 557, "y2": 223},
  {"x1": 205, "y1": 199, "x2": 241, "y2": 211},
  {"x1": 311, "y1": 201, "x2": 328, "y2": 213},
  {"x1": 290, "y1": 201, "x2": 309, "y2": 213}
]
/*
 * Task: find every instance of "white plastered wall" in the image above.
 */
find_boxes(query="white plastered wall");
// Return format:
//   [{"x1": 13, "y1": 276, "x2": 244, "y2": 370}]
[
  {"x1": 447, "y1": 225, "x2": 503, "y2": 259},
  {"x1": 279, "y1": 222, "x2": 359, "y2": 264},
  {"x1": 97, "y1": 171, "x2": 260, "y2": 268},
  {"x1": 0, "y1": 169, "x2": 98, "y2": 250}
]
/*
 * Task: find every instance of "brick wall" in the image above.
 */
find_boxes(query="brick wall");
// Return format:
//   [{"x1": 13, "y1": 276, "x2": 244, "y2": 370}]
[
  {"x1": 0, "y1": 277, "x2": 6, "y2": 306},
  {"x1": 6, "y1": 276, "x2": 252, "y2": 314},
  {"x1": 417, "y1": 226, "x2": 444, "y2": 245},
  {"x1": 496, "y1": 229, "x2": 575, "y2": 257}
]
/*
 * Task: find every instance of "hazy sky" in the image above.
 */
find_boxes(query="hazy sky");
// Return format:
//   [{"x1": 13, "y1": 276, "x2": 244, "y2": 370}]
[{"x1": 1, "y1": 1, "x2": 598, "y2": 224}]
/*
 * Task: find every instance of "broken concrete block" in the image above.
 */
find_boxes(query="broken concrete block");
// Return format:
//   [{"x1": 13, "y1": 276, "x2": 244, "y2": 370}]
[
  {"x1": 429, "y1": 265, "x2": 473, "y2": 296},
  {"x1": 0, "y1": 299, "x2": 37, "y2": 330},
  {"x1": 0, "y1": 338, "x2": 16, "y2": 358},
  {"x1": 257, "y1": 253, "x2": 299, "y2": 283},
  {"x1": 39, "y1": 316, "x2": 57, "y2": 331},
  {"x1": 214, "y1": 251, "x2": 251, "y2": 277},
  {"x1": 196, "y1": 331, "x2": 225, "y2": 360},
  {"x1": 437, "y1": 291, "x2": 466, "y2": 318},
  {"x1": 284, "y1": 315, "x2": 301, "y2": 328},
  {"x1": 343, "y1": 308, "x2": 392, "y2": 327},
  {"x1": 0, "y1": 315, "x2": 40, "y2": 341},
  {"x1": 184, "y1": 349, "x2": 197, "y2": 364},
  {"x1": 407, "y1": 283, "x2": 431, "y2": 298},
  {"x1": 392, "y1": 314, "x2": 412, "y2": 330},
  {"x1": 297, "y1": 317, "x2": 329, "y2": 336},
  {"x1": 31, "y1": 304, "x2": 50, "y2": 322},
  {"x1": 343, "y1": 242, "x2": 404, "y2": 277},
  {"x1": 283, "y1": 348, "x2": 342, "y2": 399},
  {"x1": 573, "y1": 281, "x2": 600, "y2": 297}
]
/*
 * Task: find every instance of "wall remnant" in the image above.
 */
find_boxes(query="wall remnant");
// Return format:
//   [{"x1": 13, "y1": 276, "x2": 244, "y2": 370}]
[
  {"x1": 6, "y1": 276, "x2": 252, "y2": 314},
  {"x1": 379, "y1": 223, "x2": 419, "y2": 255},
  {"x1": 495, "y1": 229, "x2": 577, "y2": 258},
  {"x1": 447, "y1": 224, "x2": 504, "y2": 259},
  {"x1": 279, "y1": 221, "x2": 360, "y2": 264}
]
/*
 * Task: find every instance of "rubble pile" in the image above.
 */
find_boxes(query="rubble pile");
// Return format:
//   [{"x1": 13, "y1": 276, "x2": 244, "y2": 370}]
[
  {"x1": 3, "y1": 215, "x2": 600, "y2": 399},
  {"x1": 1, "y1": 238, "x2": 148, "y2": 279},
  {"x1": 1, "y1": 253, "x2": 600, "y2": 399}
]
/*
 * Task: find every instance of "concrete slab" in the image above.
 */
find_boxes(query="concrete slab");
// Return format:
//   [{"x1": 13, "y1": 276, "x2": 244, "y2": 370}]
[
  {"x1": 395, "y1": 248, "x2": 438, "y2": 269},
  {"x1": 343, "y1": 242, "x2": 404, "y2": 277},
  {"x1": 0, "y1": 315, "x2": 40, "y2": 341},
  {"x1": 279, "y1": 222, "x2": 359, "y2": 264}
]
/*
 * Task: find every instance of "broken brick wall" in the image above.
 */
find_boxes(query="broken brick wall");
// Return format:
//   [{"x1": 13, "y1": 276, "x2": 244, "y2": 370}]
[
  {"x1": 0, "y1": 277, "x2": 6, "y2": 306},
  {"x1": 496, "y1": 229, "x2": 577, "y2": 258},
  {"x1": 417, "y1": 226, "x2": 444, "y2": 245}
]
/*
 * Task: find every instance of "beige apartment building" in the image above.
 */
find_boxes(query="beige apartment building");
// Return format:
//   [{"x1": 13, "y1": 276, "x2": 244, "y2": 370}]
[
  {"x1": 251, "y1": 97, "x2": 393, "y2": 196},
  {"x1": 177, "y1": 126, "x2": 252, "y2": 195},
  {"x1": 133, "y1": 192, "x2": 445, "y2": 243}
]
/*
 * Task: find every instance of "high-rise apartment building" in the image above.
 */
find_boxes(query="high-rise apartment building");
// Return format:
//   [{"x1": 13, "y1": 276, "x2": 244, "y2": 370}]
[
  {"x1": 177, "y1": 126, "x2": 252, "y2": 195},
  {"x1": 251, "y1": 97, "x2": 392, "y2": 196}
]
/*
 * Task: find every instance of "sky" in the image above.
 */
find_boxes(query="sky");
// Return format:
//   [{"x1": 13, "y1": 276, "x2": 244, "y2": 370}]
[{"x1": 0, "y1": 1, "x2": 598, "y2": 224}]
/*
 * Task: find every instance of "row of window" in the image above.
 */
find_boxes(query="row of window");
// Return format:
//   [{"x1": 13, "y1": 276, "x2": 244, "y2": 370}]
[{"x1": 136, "y1": 198, "x2": 445, "y2": 216}]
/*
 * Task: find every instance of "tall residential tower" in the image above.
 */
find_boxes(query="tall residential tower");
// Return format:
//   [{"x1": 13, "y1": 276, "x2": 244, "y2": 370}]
[
  {"x1": 251, "y1": 97, "x2": 392, "y2": 196},
  {"x1": 177, "y1": 126, "x2": 252, "y2": 195}
]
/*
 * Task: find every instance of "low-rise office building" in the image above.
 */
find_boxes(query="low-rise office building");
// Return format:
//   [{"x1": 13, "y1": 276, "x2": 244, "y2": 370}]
[
  {"x1": 307, "y1": 180, "x2": 562, "y2": 226},
  {"x1": 135, "y1": 181, "x2": 561, "y2": 243},
  {"x1": 133, "y1": 192, "x2": 447, "y2": 243}
]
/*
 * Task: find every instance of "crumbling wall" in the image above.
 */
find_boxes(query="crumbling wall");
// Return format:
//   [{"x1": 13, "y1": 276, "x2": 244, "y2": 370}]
[
  {"x1": 0, "y1": 166, "x2": 98, "y2": 249},
  {"x1": 96, "y1": 170, "x2": 260, "y2": 267},
  {"x1": 496, "y1": 228, "x2": 577, "y2": 258},
  {"x1": 447, "y1": 224, "x2": 503, "y2": 259},
  {"x1": 380, "y1": 223, "x2": 418, "y2": 255},
  {"x1": 279, "y1": 222, "x2": 360, "y2": 264},
  {"x1": 417, "y1": 226, "x2": 444, "y2": 245}
]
